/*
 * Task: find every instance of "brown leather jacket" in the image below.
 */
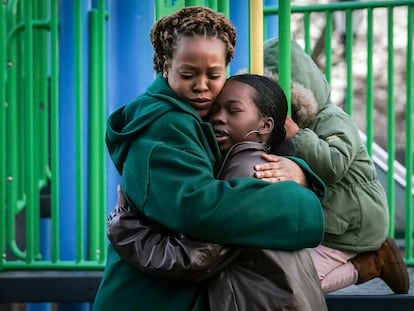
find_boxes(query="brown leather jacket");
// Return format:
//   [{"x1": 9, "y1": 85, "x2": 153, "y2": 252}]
[{"x1": 108, "y1": 141, "x2": 327, "y2": 311}]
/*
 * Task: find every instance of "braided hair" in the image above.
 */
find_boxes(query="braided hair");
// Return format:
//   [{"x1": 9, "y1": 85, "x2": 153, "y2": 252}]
[
  {"x1": 227, "y1": 74, "x2": 292, "y2": 155},
  {"x1": 150, "y1": 6, "x2": 236, "y2": 73}
]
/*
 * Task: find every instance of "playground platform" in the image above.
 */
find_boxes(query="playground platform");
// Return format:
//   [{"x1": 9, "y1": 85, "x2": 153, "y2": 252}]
[{"x1": 1, "y1": 268, "x2": 413, "y2": 310}]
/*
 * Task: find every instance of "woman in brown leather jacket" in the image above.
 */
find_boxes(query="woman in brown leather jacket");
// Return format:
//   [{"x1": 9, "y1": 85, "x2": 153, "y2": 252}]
[{"x1": 107, "y1": 74, "x2": 328, "y2": 311}]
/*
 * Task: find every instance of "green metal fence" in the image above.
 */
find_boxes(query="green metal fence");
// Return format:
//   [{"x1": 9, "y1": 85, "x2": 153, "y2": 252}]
[
  {"x1": 0, "y1": 0, "x2": 107, "y2": 271},
  {"x1": 0, "y1": 0, "x2": 413, "y2": 274},
  {"x1": 1, "y1": 0, "x2": 58, "y2": 268}
]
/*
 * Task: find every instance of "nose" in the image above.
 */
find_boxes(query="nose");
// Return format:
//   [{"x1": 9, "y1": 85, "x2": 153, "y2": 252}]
[
  {"x1": 210, "y1": 108, "x2": 225, "y2": 124},
  {"x1": 193, "y1": 76, "x2": 209, "y2": 93}
]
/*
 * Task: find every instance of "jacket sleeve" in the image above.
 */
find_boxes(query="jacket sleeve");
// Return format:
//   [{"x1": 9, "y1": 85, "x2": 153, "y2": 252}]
[
  {"x1": 107, "y1": 204, "x2": 241, "y2": 284},
  {"x1": 122, "y1": 112, "x2": 325, "y2": 250},
  {"x1": 291, "y1": 106, "x2": 362, "y2": 184}
]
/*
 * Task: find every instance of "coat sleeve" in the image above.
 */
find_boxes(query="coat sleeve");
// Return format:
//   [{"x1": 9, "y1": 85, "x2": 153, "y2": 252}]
[
  {"x1": 291, "y1": 106, "x2": 362, "y2": 184},
  {"x1": 107, "y1": 203, "x2": 241, "y2": 284},
  {"x1": 122, "y1": 112, "x2": 325, "y2": 250}
]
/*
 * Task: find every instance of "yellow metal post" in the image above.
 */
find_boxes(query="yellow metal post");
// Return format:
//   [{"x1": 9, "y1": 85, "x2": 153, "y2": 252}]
[{"x1": 249, "y1": 0, "x2": 263, "y2": 74}]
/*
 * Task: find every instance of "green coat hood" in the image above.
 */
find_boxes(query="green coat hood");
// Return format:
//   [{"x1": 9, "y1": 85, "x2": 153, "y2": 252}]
[
  {"x1": 264, "y1": 38, "x2": 331, "y2": 128},
  {"x1": 106, "y1": 74, "x2": 202, "y2": 174}
]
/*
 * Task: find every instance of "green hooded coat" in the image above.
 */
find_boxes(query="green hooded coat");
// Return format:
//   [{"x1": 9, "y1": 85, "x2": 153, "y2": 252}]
[
  {"x1": 264, "y1": 38, "x2": 389, "y2": 252},
  {"x1": 93, "y1": 74, "x2": 326, "y2": 311}
]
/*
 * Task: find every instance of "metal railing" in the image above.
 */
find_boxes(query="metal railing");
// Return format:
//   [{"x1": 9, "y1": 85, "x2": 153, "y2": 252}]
[
  {"x1": 0, "y1": 0, "x2": 107, "y2": 271},
  {"x1": 1, "y1": 0, "x2": 413, "y2": 273}
]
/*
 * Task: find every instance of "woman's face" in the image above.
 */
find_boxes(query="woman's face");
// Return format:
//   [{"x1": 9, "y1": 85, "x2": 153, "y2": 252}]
[
  {"x1": 165, "y1": 36, "x2": 227, "y2": 118},
  {"x1": 209, "y1": 79, "x2": 265, "y2": 153}
]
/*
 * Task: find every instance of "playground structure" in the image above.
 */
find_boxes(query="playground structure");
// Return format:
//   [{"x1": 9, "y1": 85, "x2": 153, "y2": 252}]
[{"x1": 0, "y1": 0, "x2": 413, "y2": 309}]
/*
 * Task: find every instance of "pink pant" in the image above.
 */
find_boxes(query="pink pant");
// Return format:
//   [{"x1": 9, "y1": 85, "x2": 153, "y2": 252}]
[{"x1": 307, "y1": 245, "x2": 358, "y2": 293}]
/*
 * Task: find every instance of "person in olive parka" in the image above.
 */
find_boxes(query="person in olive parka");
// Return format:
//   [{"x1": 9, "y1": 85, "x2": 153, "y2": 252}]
[{"x1": 263, "y1": 37, "x2": 409, "y2": 294}]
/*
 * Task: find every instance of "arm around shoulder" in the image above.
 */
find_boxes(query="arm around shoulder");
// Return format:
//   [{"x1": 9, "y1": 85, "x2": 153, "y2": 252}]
[{"x1": 107, "y1": 204, "x2": 241, "y2": 284}]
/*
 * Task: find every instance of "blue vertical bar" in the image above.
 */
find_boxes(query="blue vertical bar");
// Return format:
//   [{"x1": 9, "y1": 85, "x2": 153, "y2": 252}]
[
  {"x1": 106, "y1": 2, "x2": 155, "y2": 215},
  {"x1": 57, "y1": 0, "x2": 90, "y2": 310},
  {"x1": 58, "y1": 0, "x2": 76, "y2": 260},
  {"x1": 229, "y1": 0, "x2": 249, "y2": 74},
  {"x1": 265, "y1": 0, "x2": 278, "y2": 40}
]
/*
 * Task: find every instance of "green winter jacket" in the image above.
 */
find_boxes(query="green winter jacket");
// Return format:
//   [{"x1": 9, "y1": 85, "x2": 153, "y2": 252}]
[
  {"x1": 93, "y1": 74, "x2": 325, "y2": 311},
  {"x1": 264, "y1": 38, "x2": 389, "y2": 252}
]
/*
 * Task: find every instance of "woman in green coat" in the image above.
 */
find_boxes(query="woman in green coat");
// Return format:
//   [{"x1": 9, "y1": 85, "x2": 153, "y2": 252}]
[
  {"x1": 93, "y1": 7, "x2": 325, "y2": 311},
  {"x1": 106, "y1": 74, "x2": 328, "y2": 311}
]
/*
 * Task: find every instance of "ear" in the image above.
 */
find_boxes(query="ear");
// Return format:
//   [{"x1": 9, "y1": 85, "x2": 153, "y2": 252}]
[
  {"x1": 163, "y1": 61, "x2": 169, "y2": 76},
  {"x1": 259, "y1": 117, "x2": 274, "y2": 135}
]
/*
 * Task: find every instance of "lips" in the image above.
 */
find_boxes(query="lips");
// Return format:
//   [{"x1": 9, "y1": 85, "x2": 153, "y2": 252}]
[
  {"x1": 193, "y1": 97, "x2": 210, "y2": 102},
  {"x1": 187, "y1": 98, "x2": 212, "y2": 118},
  {"x1": 213, "y1": 128, "x2": 229, "y2": 144},
  {"x1": 191, "y1": 98, "x2": 211, "y2": 105},
  {"x1": 213, "y1": 128, "x2": 227, "y2": 137}
]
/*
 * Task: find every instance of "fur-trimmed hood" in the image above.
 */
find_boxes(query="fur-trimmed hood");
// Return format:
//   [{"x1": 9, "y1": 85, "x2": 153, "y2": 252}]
[{"x1": 263, "y1": 38, "x2": 331, "y2": 128}]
